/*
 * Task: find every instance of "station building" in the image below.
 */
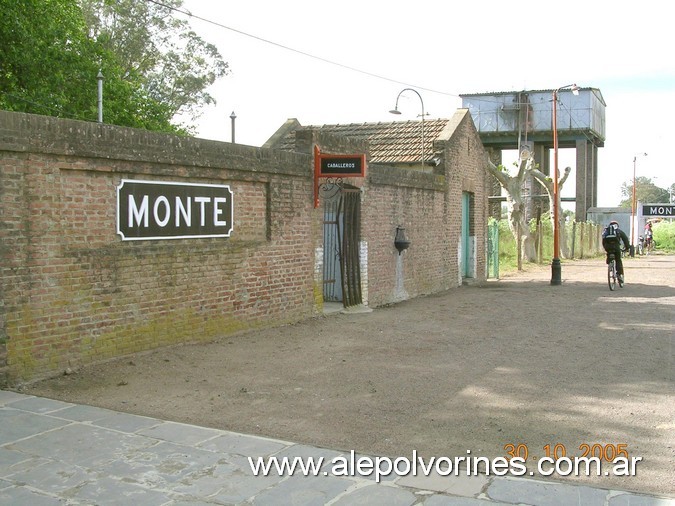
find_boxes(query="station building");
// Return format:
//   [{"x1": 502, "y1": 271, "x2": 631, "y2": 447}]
[{"x1": 0, "y1": 108, "x2": 489, "y2": 383}]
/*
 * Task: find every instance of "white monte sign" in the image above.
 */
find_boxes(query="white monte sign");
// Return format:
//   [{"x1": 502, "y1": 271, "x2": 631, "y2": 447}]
[{"x1": 116, "y1": 180, "x2": 234, "y2": 240}]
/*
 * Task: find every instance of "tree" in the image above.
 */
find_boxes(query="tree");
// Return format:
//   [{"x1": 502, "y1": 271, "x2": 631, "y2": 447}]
[
  {"x1": 619, "y1": 177, "x2": 671, "y2": 207},
  {"x1": 79, "y1": 0, "x2": 228, "y2": 124},
  {"x1": 486, "y1": 156, "x2": 572, "y2": 265},
  {"x1": 0, "y1": 0, "x2": 99, "y2": 118},
  {"x1": 530, "y1": 163, "x2": 573, "y2": 258},
  {"x1": 0, "y1": 0, "x2": 228, "y2": 132}
]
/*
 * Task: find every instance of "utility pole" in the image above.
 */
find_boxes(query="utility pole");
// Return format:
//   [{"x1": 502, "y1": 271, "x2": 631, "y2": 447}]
[
  {"x1": 97, "y1": 70, "x2": 104, "y2": 123},
  {"x1": 230, "y1": 111, "x2": 236, "y2": 143}
]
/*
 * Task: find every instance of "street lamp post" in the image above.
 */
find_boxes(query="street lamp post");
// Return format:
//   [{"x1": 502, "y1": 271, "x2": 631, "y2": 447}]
[
  {"x1": 389, "y1": 88, "x2": 425, "y2": 170},
  {"x1": 97, "y1": 70, "x2": 104, "y2": 123},
  {"x1": 550, "y1": 83, "x2": 579, "y2": 286},
  {"x1": 230, "y1": 111, "x2": 237, "y2": 143},
  {"x1": 630, "y1": 152, "x2": 647, "y2": 256}
]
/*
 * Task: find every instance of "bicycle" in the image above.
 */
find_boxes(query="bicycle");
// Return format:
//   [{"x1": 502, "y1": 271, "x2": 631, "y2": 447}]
[
  {"x1": 607, "y1": 253, "x2": 618, "y2": 290},
  {"x1": 645, "y1": 236, "x2": 654, "y2": 255},
  {"x1": 607, "y1": 251, "x2": 625, "y2": 291}
]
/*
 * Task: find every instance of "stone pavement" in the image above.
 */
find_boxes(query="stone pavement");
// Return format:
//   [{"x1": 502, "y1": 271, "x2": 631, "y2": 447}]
[{"x1": 1, "y1": 390, "x2": 673, "y2": 505}]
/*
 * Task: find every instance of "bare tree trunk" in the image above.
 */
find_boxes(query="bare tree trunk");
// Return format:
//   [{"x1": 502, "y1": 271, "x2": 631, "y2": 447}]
[
  {"x1": 486, "y1": 158, "x2": 538, "y2": 263},
  {"x1": 531, "y1": 165, "x2": 572, "y2": 259}
]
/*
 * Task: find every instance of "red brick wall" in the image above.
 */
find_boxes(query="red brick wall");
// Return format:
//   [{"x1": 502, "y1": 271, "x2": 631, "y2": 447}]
[
  {"x1": 0, "y1": 111, "x2": 488, "y2": 384},
  {"x1": 309, "y1": 112, "x2": 489, "y2": 306},
  {"x1": 0, "y1": 112, "x2": 318, "y2": 383}
]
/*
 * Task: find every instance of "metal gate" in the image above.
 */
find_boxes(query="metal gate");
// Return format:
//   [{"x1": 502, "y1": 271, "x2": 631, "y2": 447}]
[{"x1": 322, "y1": 188, "x2": 362, "y2": 307}]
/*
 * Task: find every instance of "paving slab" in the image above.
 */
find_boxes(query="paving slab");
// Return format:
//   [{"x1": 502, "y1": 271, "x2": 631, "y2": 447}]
[
  {"x1": 0, "y1": 409, "x2": 70, "y2": 445},
  {"x1": 331, "y1": 483, "x2": 418, "y2": 505},
  {"x1": 1, "y1": 392, "x2": 673, "y2": 506},
  {"x1": 486, "y1": 476, "x2": 610, "y2": 504}
]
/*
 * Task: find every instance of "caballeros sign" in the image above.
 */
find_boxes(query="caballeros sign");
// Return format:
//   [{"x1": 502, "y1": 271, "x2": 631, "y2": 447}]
[
  {"x1": 117, "y1": 180, "x2": 233, "y2": 240},
  {"x1": 313, "y1": 146, "x2": 366, "y2": 207}
]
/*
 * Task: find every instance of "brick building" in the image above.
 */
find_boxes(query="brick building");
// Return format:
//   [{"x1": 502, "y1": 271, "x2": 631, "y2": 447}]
[{"x1": 0, "y1": 109, "x2": 488, "y2": 383}]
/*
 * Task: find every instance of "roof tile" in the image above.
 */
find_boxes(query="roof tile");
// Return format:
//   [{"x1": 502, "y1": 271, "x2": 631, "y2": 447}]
[{"x1": 272, "y1": 119, "x2": 451, "y2": 164}]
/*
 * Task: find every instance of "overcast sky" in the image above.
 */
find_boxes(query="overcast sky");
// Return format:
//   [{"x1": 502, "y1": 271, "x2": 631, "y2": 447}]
[{"x1": 179, "y1": 0, "x2": 674, "y2": 208}]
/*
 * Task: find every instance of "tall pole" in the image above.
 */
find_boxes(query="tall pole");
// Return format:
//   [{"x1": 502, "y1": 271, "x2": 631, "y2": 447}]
[
  {"x1": 630, "y1": 152, "x2": 647, "y2": 256},
  {"x1": 97, "y1": 70, "x2": 104, "y2": 123},
  {"x1": 230, "y1": 111, "x2": 237, "y2": 143},
  {"x1": 631, "y1": 155, "x2": 637, "y2": 255},
  {"x1": 551, "y1": 89, "x2": 561, "y2": 285},
  {"x1": 549, "y1": 83, "x2": 579, "y2": 285}
]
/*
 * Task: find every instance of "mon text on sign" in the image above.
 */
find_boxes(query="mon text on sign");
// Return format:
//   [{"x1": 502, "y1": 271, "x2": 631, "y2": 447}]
[
  {"x1": 642, "y1": 204, "x2": 675, "y2": 217},
  {"x1": 117, "y1": 180, "x2": 233, "y2": 240}
]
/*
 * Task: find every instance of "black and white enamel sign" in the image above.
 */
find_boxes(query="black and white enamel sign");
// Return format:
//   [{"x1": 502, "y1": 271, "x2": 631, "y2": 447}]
[
  {"x1": 642, "y1": 204, "x2": 675, "y2": 217},
  {"x1": 117, "y1": 180, "x2": 233, "y2": 240}
]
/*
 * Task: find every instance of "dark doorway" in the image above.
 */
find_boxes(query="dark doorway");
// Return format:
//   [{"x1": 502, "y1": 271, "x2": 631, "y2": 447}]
[{"x1": 322, "y1": 186, "x2": 362, "y2": 307}]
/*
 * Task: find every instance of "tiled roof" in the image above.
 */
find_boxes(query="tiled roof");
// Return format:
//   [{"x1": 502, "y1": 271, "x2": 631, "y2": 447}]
[{"x1": 271, "y1": 119, "x2": 452, "y2": 164}]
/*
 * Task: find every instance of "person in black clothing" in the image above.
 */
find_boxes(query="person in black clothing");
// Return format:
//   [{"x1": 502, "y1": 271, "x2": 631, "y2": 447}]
[{"x1": 602, "y1": 220, "x2": 630, "y2": 283}]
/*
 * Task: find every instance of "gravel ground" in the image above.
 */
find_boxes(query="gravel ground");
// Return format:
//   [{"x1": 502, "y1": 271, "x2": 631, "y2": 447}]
[{"x1": 20, "y1": 254, "x2": 675, "y2": 497}]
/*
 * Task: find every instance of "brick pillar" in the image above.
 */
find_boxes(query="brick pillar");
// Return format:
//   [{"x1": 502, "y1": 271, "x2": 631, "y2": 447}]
[{"x1": 575, "y1": 140, "x2": 597, "y2": 221}]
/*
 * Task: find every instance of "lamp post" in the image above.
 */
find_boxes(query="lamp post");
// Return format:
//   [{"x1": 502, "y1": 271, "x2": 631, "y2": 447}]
[
  {"x1": 550, "y1": 83, "x2": 579, "y2": 286},
  {"x1": 97, "y1": 70, "x2": 104, "y2": 123},
  {"x1": 389, "y1": 88, "x2": 425, "y2": 170},
  {"x1": 630, "y1": 152, "x2": 647, "y2": 257}
]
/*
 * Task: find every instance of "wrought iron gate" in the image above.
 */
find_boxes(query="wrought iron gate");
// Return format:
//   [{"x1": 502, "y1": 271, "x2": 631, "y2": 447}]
[{"x1": 322, "y1": 188, "x2": 362, "y2": 307}]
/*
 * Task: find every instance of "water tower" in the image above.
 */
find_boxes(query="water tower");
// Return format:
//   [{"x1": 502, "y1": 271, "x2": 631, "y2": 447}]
[{"x1": 461, "y1": 88, "x2": 606, "y2": 221}]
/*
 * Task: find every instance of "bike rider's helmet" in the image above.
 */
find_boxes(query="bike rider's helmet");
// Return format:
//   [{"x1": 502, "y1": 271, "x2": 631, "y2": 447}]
[{"x1": 609, "y1": 220, "x2": 619, "y2": 233}]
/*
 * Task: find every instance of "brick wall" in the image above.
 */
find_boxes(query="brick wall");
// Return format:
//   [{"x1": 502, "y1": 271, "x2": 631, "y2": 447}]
[
  {"x1": 0, "y1": 110, "x2": 488, "y2": 384},
  {"x1": 0, "y1": 112, "x2": 318, "y2": 383}
]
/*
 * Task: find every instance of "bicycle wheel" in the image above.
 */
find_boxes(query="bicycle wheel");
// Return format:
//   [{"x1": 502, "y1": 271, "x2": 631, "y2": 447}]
[{"x1": 608, "y1": 259, "x2": 616, "y2": 291}]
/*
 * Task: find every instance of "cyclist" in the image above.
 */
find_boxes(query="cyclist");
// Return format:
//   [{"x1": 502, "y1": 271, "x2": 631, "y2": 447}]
[
  {"x1": 644, "y1": 221, "x2": 654, "y2": 253},
  {"x1": 602, "y1": 220, "x2": 630, "y2": 284}
]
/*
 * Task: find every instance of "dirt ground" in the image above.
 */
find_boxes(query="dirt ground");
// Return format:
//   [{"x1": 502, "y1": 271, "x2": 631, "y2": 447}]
[{"x1": 19, "y1": 254, "x2": 675, "y2": 497}]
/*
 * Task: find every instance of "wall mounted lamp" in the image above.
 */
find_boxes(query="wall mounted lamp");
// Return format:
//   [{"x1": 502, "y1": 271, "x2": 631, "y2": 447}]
[{"x1": 395, "y1": 226, "x2": 411, "y2": 255}]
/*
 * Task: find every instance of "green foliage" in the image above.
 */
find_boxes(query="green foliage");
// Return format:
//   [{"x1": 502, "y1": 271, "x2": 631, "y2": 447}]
[
  {"x1": 0, "y1": 0, "x2": 228, "y2": 133},
  {"x1": 0, "y1": 0, "x2": 96, "y2": 118},
  {"x1": 497, "y1": 219, "x2": 518, "y2": 272},
  {"x1": 653, "y1": 221, "x2": 675, "y2": 251},
  {"x1": 80, "y1": 0, "x2": 228, "y2": 122},
  {"x1": 496, "y1": 217, "x2": 605, "y2": 273},
  {"x1": 619, "y1": 177, "x2": 671, "y2": 207}
]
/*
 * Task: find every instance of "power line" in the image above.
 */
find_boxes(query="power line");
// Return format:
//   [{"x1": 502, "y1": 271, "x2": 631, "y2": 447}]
[
  {"x1": 3, "y1": 93, "x2": 93, "y2": 123},
  {"x1": 145, "y1": 0, "x2": 460, "y2": 99}
]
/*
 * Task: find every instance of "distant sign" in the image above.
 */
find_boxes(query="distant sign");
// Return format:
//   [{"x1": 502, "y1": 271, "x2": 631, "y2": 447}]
[
  {"x1": 642, "y1": 204, "x2": 675, "y2": 217},
  {"x1": 117, "y1": 180, "x2": 233, "y2": 240}
]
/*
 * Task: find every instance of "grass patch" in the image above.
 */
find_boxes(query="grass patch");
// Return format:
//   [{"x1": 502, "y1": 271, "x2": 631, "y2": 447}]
[
  {"x1": 653, "y1": 220, "x2": 675, "y2": 252},
  {"x1": 496, "y1": 217, "x2": 605, "y2": 275}
]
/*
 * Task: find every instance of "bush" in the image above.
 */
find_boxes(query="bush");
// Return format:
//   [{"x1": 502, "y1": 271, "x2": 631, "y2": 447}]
[
  {"x1": 497, "y1": 219, "x2": 518, "y2": 272},
  {"x1": 653, "y1": 221, "x2": 675, "y2": 251},
  {"x1": 495, "y1": 217, "x2": 605, "y2": 274}
]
